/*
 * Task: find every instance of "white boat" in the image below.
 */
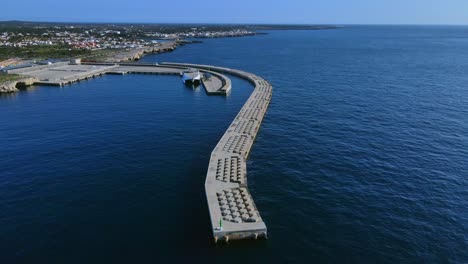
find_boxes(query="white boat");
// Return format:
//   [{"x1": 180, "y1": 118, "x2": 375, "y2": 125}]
[{"x1": 181, "y1": 69, "x2": 201, "y2": 85}]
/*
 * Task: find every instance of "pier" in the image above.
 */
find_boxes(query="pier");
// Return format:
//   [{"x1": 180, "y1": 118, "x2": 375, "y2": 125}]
[
  {"x1": 201, "y1": 70, "x2": 232, "y2": 95},
  {"x1": 162, "y1": 63, "x2": 272, "y2": 242},
  {"x1": 9, "y1": 61, "x2": 272, "y2": 242}
]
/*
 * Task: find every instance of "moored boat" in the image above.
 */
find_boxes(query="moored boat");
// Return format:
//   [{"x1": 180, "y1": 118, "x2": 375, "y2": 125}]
[{"x1": 181, "y1": 69, "x2": 201, "y2": 86}]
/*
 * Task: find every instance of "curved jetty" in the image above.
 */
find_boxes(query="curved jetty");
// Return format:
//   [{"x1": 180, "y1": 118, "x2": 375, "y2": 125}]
[
  {"x1": 162, "y1": 63, "x2": 272, "y2": 242},
  {"x1": 10, "y1": 61, "x2": 272, "y2": 242}
]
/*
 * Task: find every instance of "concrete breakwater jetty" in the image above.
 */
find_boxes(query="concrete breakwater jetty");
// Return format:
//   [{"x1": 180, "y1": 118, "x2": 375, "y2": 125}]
[
  {"x1": 162, "y1": 63, "x2": 272, "y2": 242},
  {"x1": 7, "y1": 61, "x2": 272, "y2": 242}
]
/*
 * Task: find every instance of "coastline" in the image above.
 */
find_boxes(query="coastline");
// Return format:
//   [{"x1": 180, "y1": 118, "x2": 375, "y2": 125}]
[
  {"x1": 0, "y1": 41, "x2": 182, "y2": 93},
  {"x1": 84, "y1": 40, "x2": 185, "y2": 63},
  {"x1": 0, "y1": 36, "x2": 244, "y2": 92},
  {"x1": 0, "y1": 25, "x2": 339, "y2": 93},
  {"x1": 0, "y1": 75, "x2": 37, "y2": 93}
]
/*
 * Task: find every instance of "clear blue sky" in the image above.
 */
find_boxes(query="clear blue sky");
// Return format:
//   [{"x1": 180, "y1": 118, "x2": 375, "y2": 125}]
[{"x1": 3, "y1": 0, "x2": 468, "y2": 25}]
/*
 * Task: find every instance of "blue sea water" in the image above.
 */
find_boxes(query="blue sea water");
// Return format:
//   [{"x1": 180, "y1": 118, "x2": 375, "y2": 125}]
[{"x1": 1, "y1": 26, "x2": 467, "y2": 263}]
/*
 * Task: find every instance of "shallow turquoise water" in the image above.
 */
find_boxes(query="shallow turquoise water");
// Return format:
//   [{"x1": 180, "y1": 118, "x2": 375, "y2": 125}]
[{"x1": 1, "y1": 26, "x2": 467, "y2": 263}]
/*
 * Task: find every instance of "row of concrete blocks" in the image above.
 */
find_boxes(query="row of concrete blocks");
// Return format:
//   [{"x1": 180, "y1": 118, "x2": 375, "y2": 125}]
[
  {"x1": 217, "y1": 187, "x2": 260, "y2": 224},
  {"x1": 159, "y1": 63, "x2": 272, "y2": 243}
]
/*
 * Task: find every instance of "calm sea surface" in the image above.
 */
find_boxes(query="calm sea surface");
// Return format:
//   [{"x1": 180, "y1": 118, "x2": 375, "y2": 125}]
[{"x1": 1, "y1": 26, "x2": 467, "y2": 263}]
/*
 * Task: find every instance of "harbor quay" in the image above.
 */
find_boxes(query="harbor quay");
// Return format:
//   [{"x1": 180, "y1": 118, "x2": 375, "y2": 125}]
[
  {"x1": 8, "y1": 60, "x2": 272, "y2": 242},
  {"x1": 6, "y1": 61, "x2": 232, "y2": 95}
]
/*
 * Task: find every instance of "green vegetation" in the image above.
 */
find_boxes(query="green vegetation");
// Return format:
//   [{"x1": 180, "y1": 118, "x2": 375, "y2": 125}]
[
  {"x1": 0, "y1": 73, "x2": 22, "y2": 82},
  {"x1": 0, "y1": 45, "x2": 91, "y2": 61},
  {"x1": 78, "y1": 49, "x2": 125, "y2": 62},
  {"x1": 0, "y1": 44, "x2": 129, "y2": 61}
]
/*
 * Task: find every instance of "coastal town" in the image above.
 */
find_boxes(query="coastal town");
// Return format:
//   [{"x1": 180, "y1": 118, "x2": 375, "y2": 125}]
[
  {"x1": 0, "y1": 22, "x2": 260, "y2": 92},
  {"x1": 0, "y1": 22, "x2": 258, "y2": 64},
  {"x1": 0, "y1": 25, "x2": 255, "y2": 50},
  {"x1": 0, "y1": 21, "x2": 336, "y2": 93}
]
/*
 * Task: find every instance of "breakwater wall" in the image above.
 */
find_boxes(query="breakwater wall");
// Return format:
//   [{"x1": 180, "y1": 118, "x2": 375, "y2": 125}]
[
  {"x1": 5, "y1": 61, "x2": 272, "y2": 243},
  {"x1": 162, "y1": 63, "x2": 272, "y2": 242}
]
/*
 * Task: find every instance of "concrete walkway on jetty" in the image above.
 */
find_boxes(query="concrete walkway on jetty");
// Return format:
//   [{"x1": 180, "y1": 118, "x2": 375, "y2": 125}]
[
  {"x1": 9, "y1": 61, "x2": 272, "y2": 243},
  {"x1": 201, "y1": 70, "x2": 232, "y2": 95}
]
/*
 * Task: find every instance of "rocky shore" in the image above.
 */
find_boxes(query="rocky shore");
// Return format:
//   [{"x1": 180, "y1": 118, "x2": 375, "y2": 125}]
[
  {"x1": 0, "y1": 77, "x2": 38, "y2": 93},
  {"x1": 1, "y1": 38, "x2": 207, "y2": 93},
  {"x1": 96, "y1": 41, "x2": 185, "y2": 63},
  {"x1": 0, "y1": 41, "x2": 186, "y2": 93}
]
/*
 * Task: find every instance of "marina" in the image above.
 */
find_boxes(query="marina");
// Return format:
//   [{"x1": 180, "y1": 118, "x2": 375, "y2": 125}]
[
  {"x1": 200, "y1": 70, "x2": 232, "y2": 95},
  {"x1": 181, "y1": 69, "x2": 201, "y2": 86},
  {"x1": 7, "y1": 60, "x2": 272, "y2": 242}
]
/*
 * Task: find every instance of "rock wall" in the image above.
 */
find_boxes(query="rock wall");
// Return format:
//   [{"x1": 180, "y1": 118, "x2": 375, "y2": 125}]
[
  {"x1": 0, "y1": 81, "x2": 18, "y2": 93},
  {"x1": 0, "y1": 77, "x2": 38, "y2": 93},
  {"x1": 104, "y1": 41, "x2": 180, "y2": 62}
]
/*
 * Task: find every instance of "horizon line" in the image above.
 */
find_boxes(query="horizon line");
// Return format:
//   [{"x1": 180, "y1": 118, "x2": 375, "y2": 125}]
[{"x1": 1, "y1": 20, "x2": 468, "y2": 27}]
